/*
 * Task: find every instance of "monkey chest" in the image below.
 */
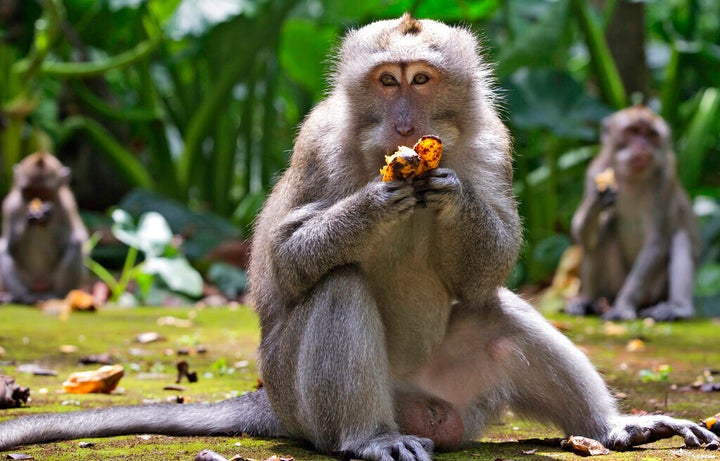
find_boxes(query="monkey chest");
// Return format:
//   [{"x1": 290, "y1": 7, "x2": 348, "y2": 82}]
[
  {"x1": 17, "y1": 226, "x2": 65, "y2": 272},
  {"x1": 615, "y1": 200, "x2": 653, "y2": 263},
  {"x1": 363, "y1": 211, "x2": 454, "y2": 374}
]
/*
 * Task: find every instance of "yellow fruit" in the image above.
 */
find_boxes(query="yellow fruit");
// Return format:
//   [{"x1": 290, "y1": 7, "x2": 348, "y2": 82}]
[{"x1": 380, "y1": 135, "x2": 443, "y2": 181}]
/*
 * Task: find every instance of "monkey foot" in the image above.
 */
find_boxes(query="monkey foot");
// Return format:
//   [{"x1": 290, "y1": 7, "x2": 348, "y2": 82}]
[{"x1": 343, "y1": 434, "x2": 434, "y2": 461}]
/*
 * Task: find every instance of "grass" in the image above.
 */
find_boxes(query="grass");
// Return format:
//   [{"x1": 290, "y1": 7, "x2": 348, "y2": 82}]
[{"x1": 0, "y1": 305, "x2": 718, "y2": 460}]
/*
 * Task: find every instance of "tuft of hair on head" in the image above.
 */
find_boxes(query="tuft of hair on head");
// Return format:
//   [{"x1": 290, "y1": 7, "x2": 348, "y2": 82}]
[{"x1": 397, "y1": 12, "x2": 422, "y2": 35}]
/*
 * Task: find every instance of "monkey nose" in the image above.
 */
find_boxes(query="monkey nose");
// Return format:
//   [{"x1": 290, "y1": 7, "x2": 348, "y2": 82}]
[{"x1": 395, "y1": 122, "x2": 415, "y2": 137}]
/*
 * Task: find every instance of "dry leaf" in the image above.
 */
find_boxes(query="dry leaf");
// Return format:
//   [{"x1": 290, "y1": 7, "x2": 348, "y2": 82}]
[
  {"x1": 62, "y1": 364, "x2": 124, "y2": 394},
  {"x1": 702, "y1": 413, "x2": 720, "y2": 435},
  {"x1": 625, "y1": 338, "x2": 645, "y2": 352},
  {"x1": 561, "y1": 435, "x2": 609, "y2": 456}
]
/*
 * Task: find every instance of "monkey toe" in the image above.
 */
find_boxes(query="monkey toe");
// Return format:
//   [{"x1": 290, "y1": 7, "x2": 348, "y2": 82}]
[
  {"x1": 639, "y1": 302, "x2": 693, "y2": 322},
  {"x1": 348, "y1": 434, "x2": 433, "y2": 461}
]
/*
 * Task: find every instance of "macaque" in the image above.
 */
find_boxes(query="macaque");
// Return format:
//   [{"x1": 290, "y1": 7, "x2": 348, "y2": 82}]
[
  {"x1": 568, "y1": 106, "x2": 699, "y2": 321},
  {"x1": 0, "y1": 16, "x2": 716, "y2": 461},
  {"x1": 0, "y1": 152, "x2": 88, "y2": 304}
]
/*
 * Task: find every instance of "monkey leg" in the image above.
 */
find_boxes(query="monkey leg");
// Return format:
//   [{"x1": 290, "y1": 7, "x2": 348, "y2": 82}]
[
  {"x1": 259, "y1": 264, "x2": 433, "y2": 461},
  {"x1": 639, "y1": 229, "x2": 695, "y2": 321},
  {"x1": 574, "y1": 236, "x2": 626, "y2": 316},
  {"x1": 411, "y1": 289, "x2": 617, "y2": 443},
  {"x1": 0, "y1": 249, "x2": 37, "y2": 304},
  {"x1": 411, "y1": 289, "x2": 716, "y2": 449},
  {"x1": 51, "y1": 237, "x2": 85, "y2": 296}
]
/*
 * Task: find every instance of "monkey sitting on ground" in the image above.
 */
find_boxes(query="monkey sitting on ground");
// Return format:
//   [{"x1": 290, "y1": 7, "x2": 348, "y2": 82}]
[
  {"x1": 0, "y1": 152, "x2": 88, "y2": 304},
  {"x1": 0, "y1": 16, "x2": 716, "y2": 461},
  {"x1": 567, "y1": 106, "x2": 700, "y2": 321}
]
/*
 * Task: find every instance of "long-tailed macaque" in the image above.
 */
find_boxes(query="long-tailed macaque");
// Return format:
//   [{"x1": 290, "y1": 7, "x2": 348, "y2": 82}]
[
  {"x1": 0, "y1": 152, "x2": 88, "y2": 304},
  {"x1": 0, "y1": 16, "x2": 716, "y2": 461},
  {"x1": 568, "y1": 106, "x2": 699, "y2": 321}
]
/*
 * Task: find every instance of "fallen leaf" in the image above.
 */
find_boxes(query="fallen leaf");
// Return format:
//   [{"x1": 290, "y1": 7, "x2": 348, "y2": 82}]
[
  {"x1": 561, "y1": 435, "x2": 609, "y2": 456},
  {"x1": 701, "y1": 413, "x2": 720, "y2": 435},
  {"x1": 135, "y1": 332, "x2": 164, "y2": 344},
  {"x1": 626, "y1": 338, "x2": 645, "y2": 352},
  {"x1": 63, "y1": 365, "x2": 124, "y2": 394},
  {"x1": 157, "y1": 316, "x2": 193, "y2": 328},
  {"x1": 602, "y1": 322, "x2": 628, "y2": 336}
]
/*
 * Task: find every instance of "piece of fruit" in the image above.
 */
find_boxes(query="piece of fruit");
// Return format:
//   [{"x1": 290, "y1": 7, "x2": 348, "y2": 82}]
[
  {"x1": 594, "y1": 167, "x2": 617, "y2": 193},
  {"x1": 62, "y1": 364, "x2": 124, "y2": 394},
  {"x1": 380, "y1": 135, "x2": 442, "y2": 181}
]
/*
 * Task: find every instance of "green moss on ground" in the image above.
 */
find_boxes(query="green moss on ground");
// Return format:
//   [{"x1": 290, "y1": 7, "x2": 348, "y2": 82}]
[{"x1": 0, "y1": 306, "x2": 718, "y2": 460}]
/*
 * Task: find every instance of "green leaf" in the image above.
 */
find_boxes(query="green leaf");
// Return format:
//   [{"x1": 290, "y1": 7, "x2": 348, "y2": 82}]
[
  {"x1": 495, "y1": 0, "x2": 570, "y2": 79},
  {"x1": 504, "y1": 68, "x2": 611, "y2": 140},
  {"x1": 695, "y1": 263, "x2": 720, "y2": 297},
  {"x1": 135, "y1": 212, "x2": 174, "y2": 257},
  {"x1": 165, "y1": 0, "x2": 257, "y2": 39},
  {"x1": 111, "y1": 209, "x2": 141, "y2": 248},
  {"x1": 280, "y1": 19, "x2": 338, "y2": 99},
  {"x1": 677, "y1": 87, "x2": 720, "y2": 190},
  {"x1": 143, "y1": 257, "x2": 203, "y2": 298},
  {"x1": 207, "y1": 262, "x2": 248, "y2": 299},
  {"x1": 570, "y1": 0, "x2": 627, "y2": 108}
]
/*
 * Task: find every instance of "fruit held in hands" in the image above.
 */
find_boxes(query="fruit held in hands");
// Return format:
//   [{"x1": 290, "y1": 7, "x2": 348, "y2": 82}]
[{"x1": 381, "y1": 135, "x2": 442, "y2": 181}]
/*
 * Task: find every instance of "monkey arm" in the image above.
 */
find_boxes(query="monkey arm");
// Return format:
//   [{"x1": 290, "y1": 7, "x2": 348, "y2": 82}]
[
  {"x1": 606, "y1": 415, "x2": 717, "y2": 450},
  {"x1": 50, "y1": 231, "x2": 86, "y2": 294},
  {"x1": 266, "y1": 179, "x2": 417, "y2": 300},
  {"x1": 414, "y1": 168, "x2": 522, "y2": 297}
]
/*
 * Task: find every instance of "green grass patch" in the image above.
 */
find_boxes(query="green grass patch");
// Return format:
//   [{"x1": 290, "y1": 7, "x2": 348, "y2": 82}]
[{"x1": 1, "y1": 306, "x2": 718, "y2": 460}]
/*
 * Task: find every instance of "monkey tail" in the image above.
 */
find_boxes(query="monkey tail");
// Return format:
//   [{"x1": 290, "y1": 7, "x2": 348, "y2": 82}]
[{"x1": 0, "y1": 388, "x2": 287, "y2": 451}]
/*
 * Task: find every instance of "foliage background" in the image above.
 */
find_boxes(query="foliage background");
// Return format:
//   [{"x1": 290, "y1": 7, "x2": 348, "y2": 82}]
[{"x1": 1, "y1": 0, "x2": 719, "y2": 310}]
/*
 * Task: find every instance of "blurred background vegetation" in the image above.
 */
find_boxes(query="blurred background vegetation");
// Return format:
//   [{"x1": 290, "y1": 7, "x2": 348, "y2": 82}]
[{"x1": 1, "y1": 0, "x2": 719, "y2": 311}]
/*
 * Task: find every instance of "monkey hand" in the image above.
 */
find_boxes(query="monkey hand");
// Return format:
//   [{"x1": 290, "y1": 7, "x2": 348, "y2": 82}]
[
  {"x1": 367, "y1": 179, "x2": 418, "y2": 219},
  {"x1": 413, "y1": 168, "x2": 460, "y2": 210},
  {"x1": 606, "y1": 415, "x2": 718, "y2": 450},
  {"x1": 596, "y1": 187, "x2": 617, "y2": 207},
  {"x1": 344, "y1": 433, "x2": 434, "y2": 461}
]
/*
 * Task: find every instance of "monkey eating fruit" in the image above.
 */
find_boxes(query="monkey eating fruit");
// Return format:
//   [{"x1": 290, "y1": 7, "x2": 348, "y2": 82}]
[
  {"x1": 568, "y1": 106, "x2": 699, "y2": 321},
  {"x1": 0, "y1": 152, "x2": 88, "y2": 304},
  {"x1": 0, "y1": 16, "x2": 716, "y2": 461},
  {"x1": 381, "y1": 135, "x2": 442, "y2": 181}
]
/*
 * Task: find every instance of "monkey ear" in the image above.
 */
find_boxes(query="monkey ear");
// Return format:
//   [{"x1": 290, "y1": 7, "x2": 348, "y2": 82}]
[
  {"x1": 600, "y1": 117, "x2": 612, "y2": 143},
  {"x1": 60, "y1": 166, "x2": 72, "y2": 184}
]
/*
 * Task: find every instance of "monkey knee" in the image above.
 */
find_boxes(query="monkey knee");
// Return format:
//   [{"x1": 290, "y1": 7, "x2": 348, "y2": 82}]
[
  {"x1": 396, "y1": 395, "x2": 464, "y2": 452},
  {"x1": 310, "y1": 264, "x2": 372, "y2": 305}
]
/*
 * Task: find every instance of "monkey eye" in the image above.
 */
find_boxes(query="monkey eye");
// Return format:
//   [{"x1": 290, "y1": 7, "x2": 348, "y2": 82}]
[
  {"x1": 380, "y1": 73, "x2": 399, "y2": 86},
  {"x1": 412, "y1": 73, "x2": 430, "y2": 85}
]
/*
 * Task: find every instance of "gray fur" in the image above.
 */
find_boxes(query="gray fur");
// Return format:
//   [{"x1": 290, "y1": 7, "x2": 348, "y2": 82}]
[{"x1": 0, "y1": 17, "x2": 716, "y2": 461}]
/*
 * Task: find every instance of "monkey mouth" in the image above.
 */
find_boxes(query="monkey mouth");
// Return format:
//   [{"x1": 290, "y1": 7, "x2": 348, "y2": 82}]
[{"x1": 629, "y1": 156, "x2": 651, "y2": 171}]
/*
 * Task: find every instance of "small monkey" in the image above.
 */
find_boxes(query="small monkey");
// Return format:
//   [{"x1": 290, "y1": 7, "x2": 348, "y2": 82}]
[
  {"x1": 0, "y1": 17, "x2": 716, "y2": 461},
  {"x1": 568, "y1": 106, "x2": 699, "y2": 321},
  {"x1": 0, "y1": 152, "x2": 88, "y2": 304}
]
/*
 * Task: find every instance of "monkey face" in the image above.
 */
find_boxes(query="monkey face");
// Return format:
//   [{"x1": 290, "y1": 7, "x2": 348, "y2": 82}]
[
  {"x1": 602, "y1": 106, "x2": 670, "y2": 182},
  {"x1": 26, "y1": 197, "x2": 54, "y2": 225}
]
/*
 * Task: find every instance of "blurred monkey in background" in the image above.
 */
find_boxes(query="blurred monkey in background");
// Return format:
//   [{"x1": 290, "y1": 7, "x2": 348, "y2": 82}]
[
  {"x1": 568, "y1": 106, "x2": 699, "y2": 321},
  {"x1": 0, "y1": 152, "x2": 88, "y2": 304}
]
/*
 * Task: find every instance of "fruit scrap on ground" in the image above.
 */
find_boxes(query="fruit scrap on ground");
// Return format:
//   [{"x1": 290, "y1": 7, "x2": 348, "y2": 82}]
[{"x1": 62, "y1": 364, "x2": 124, "y2": 394}]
